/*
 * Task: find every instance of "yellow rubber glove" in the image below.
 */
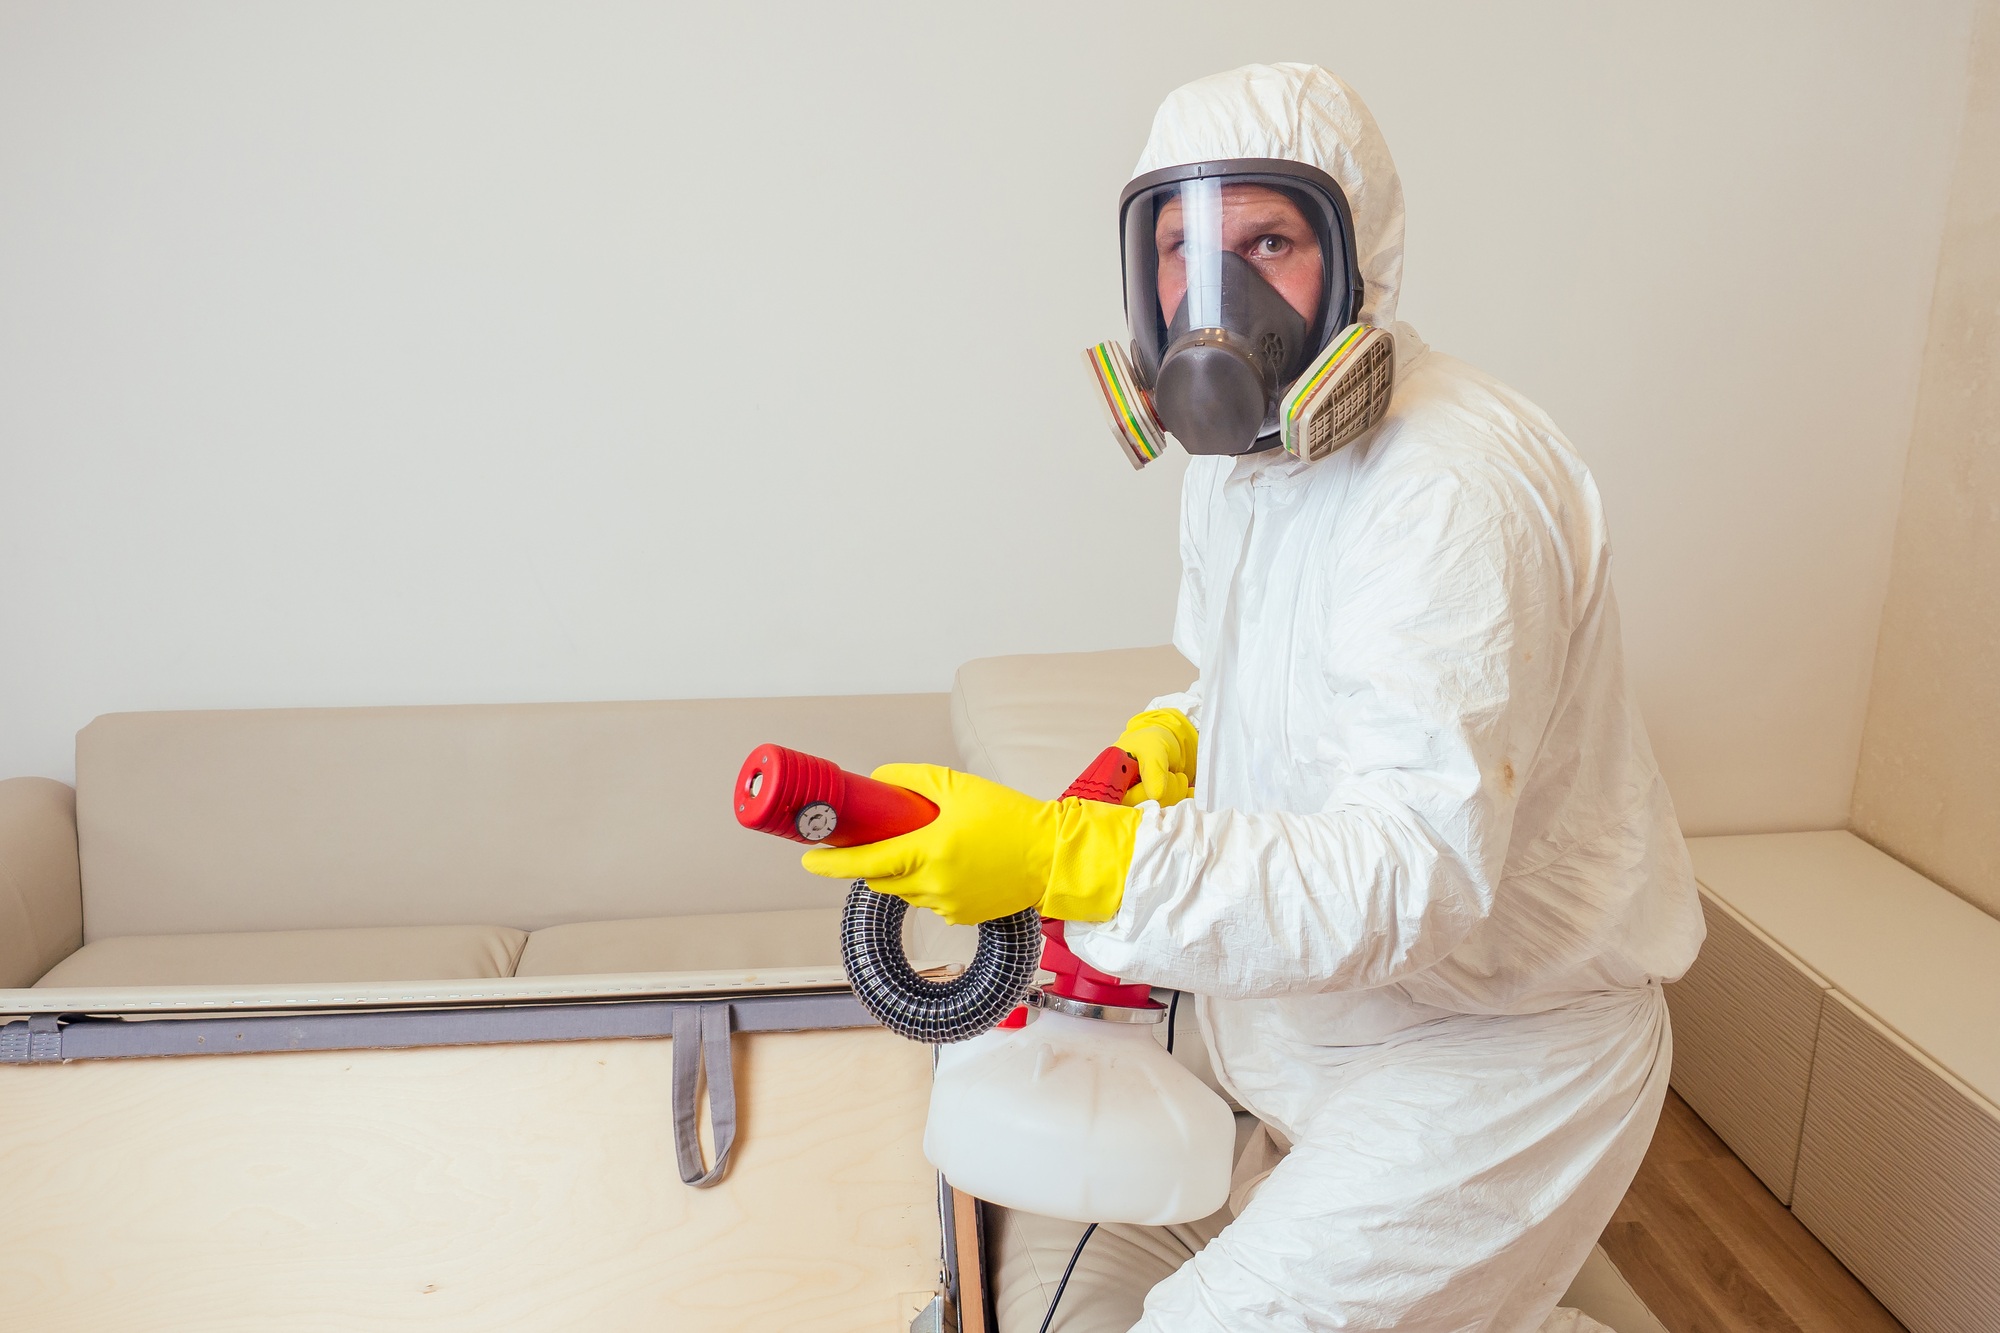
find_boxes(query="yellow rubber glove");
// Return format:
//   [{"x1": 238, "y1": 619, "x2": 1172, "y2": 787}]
[
  {"x1": 1116, "y1": 708, "x2": 1198, "y2": 807},
  {"x1": 800, "y1": 763, "x2": 1137, "y2": 926}
]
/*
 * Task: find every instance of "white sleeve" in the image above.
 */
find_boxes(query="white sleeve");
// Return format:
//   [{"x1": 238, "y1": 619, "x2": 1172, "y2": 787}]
[{"x1": 1070, "y1": 464, "x2": 1573, "y2": 998}]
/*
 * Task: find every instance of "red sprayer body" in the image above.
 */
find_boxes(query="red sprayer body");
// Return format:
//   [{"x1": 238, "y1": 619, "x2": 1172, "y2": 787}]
[
  {"x1": 1029, "y1": 744, "x2": 1158, "y2": 1016},
  {"x1": 734, "y1": 743, "x2": 939, "y2": 847}
]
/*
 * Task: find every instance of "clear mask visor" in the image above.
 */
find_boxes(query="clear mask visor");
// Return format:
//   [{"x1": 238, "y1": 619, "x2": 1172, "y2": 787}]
[{"x1": 1120, "y1": 163, "x2": 1361, "y2": 399}]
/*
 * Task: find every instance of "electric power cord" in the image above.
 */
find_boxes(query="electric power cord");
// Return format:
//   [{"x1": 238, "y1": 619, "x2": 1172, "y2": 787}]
[{"x1": 1036, "y1": 1222, "x2": 1099, "y2": 1333}]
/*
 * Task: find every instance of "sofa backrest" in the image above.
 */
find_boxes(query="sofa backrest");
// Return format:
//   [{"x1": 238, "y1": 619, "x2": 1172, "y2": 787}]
[
  {"x1": 951, "y1": 645, "x2": 1196, "y2": 799},
  {"x1": 75, "y1": 694, "x2": 952, "y2": 940}
]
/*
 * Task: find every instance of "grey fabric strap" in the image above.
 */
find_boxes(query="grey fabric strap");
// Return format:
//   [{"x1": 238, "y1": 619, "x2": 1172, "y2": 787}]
[
  {"x1": 0, "y1": 991, "x2": 870, "y2": 1063},
  {"x1": 671, "y1": 1003, "x2": 737, "y2": 1188}
]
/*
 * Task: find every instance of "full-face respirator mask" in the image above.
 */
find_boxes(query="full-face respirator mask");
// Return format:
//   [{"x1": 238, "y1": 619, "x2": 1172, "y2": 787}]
[{"x1": 1085, "y1": 158, "x2": 1395, "y2": 467}]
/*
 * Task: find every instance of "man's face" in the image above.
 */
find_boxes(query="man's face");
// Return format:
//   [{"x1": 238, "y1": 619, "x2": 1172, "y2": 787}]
[{"x1": 1153, "y1": 183, "x2": 1324, "y2": 327}]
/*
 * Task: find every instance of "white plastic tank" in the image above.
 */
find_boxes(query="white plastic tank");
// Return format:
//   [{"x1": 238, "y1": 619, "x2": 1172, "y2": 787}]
[{"x1": 924, "y1": 1002, "x2": 1236, "y2": 1225}]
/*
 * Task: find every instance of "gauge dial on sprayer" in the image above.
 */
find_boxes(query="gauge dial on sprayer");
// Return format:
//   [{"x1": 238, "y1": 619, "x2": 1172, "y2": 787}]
[{"x1": 794, "y1": 802, "x2": 838, "y2": 842}]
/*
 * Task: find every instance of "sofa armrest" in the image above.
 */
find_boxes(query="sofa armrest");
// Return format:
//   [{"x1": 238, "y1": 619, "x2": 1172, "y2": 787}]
[{"x1": 0, "y1": 777, "x2": 83, "y2": 987}]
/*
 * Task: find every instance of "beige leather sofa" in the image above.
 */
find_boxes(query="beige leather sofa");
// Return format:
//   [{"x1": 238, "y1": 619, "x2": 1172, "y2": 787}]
[
  {"x1": 1666, "y1": 832, "x2": 2000, "y2": 1333},
  {"x1": 0, "y1": 692, "x2": 966, "y2": 1332},
  {"x1": 2, "y1": 693, "x2": 960, "y2": 998}
]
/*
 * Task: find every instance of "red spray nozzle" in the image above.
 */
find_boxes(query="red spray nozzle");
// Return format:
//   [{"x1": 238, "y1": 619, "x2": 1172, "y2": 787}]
[{"x1": 733, "y1": 744, "x2": 938, "y2": 847}]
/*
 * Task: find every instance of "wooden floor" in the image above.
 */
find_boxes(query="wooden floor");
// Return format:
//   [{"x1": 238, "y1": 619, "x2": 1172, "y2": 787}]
[{"x1": 1600, "y1": 1091, "x2": 1905, "y2": 1333}]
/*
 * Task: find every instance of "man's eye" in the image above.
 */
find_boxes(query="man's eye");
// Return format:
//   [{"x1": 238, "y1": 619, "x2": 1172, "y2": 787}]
[{"x1": 1254, "y1": 235, "x2": 1290, "y2": 256}]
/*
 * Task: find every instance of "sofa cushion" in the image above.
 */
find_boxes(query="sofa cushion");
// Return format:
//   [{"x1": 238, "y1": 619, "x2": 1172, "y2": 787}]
[
  {"x1": 951, "y1": 646, "x2": 1196, "y2": 798},
  {"x1": 73, "y1": 692, "x2": 954, "y2": 940},
  {"x1": 34, "y1": 924, "x2": 527, "y2": 989},
  {"x1": 516, "y1": 908, "x2": 844, "y2": 977},
  {"x1": 515, "y1": 905, "x2": 987, "y2": 978}
]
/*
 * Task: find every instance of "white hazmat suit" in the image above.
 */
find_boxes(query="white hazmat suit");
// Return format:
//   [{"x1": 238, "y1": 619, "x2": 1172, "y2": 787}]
[{"x1": 1046, "y1": 65, "x2": 1706, "y2": 1331}]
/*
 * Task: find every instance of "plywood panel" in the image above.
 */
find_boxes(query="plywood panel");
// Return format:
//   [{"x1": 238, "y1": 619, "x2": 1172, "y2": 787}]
[
  {"x1": 0, "y1": 1028, "x2": 939, "y2": 1331},
  {"x1": 1793, "y1": 993, "x2": 2000, "y2": 1333},
  {"x1": 951, "y1": 1187, "x2": 989, "y2": 1333},
  {"x1": 1664, "y1": 888, "x2": 1828, "y2": 1202}
]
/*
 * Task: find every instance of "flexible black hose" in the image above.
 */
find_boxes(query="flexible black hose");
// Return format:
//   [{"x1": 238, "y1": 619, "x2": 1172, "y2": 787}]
[{"x1": 839, "y1": 882, "x2": 1041, "y2": 1044}]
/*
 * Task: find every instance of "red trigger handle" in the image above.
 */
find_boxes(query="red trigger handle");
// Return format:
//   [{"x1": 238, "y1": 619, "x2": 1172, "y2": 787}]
[
  {"x1": 1038, "y1": 744, "x2": 1156, "y2": 1011},
  {"x1": 1061, "y1": 745, "x2": 1144, "y2": 805}
]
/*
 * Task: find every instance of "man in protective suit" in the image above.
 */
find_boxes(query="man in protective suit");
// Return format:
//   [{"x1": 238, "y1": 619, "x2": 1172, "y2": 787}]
[{"x1": 807, "y1": 63, "x2": 1705, "y2": 1331}]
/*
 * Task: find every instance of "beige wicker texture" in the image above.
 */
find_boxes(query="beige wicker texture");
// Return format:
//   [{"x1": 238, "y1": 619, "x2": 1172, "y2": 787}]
[
  {"x1": 1663, "y1": 890, "x2": 1829, "y2": 1202},
  {"x1": 1791, "y1": 993, "x2": 2000, "y2": 1333}
]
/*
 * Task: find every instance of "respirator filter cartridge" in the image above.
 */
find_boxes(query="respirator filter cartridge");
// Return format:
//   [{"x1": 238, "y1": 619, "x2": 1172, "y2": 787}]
[
  {"x1": 1084, "y1": 341, "x2": 1168, "y2": 470},
  {"x1": 1279, "y1": 323, "x2": 1395, "y2": 462}
]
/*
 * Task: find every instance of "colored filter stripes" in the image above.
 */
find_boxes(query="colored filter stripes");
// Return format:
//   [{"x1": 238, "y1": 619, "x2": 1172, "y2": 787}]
[{"x1": 1085, "y1": 342, "x2": 1166, "y2": 469}]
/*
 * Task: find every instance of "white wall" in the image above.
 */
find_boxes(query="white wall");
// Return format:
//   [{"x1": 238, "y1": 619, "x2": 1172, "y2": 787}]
[
  {"x1": 0, "y1": 1, "x2": 1974, "y2": 834},
  {"x1": 1852, "y1": 0, "x2": 2000, "y2": 917}
]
